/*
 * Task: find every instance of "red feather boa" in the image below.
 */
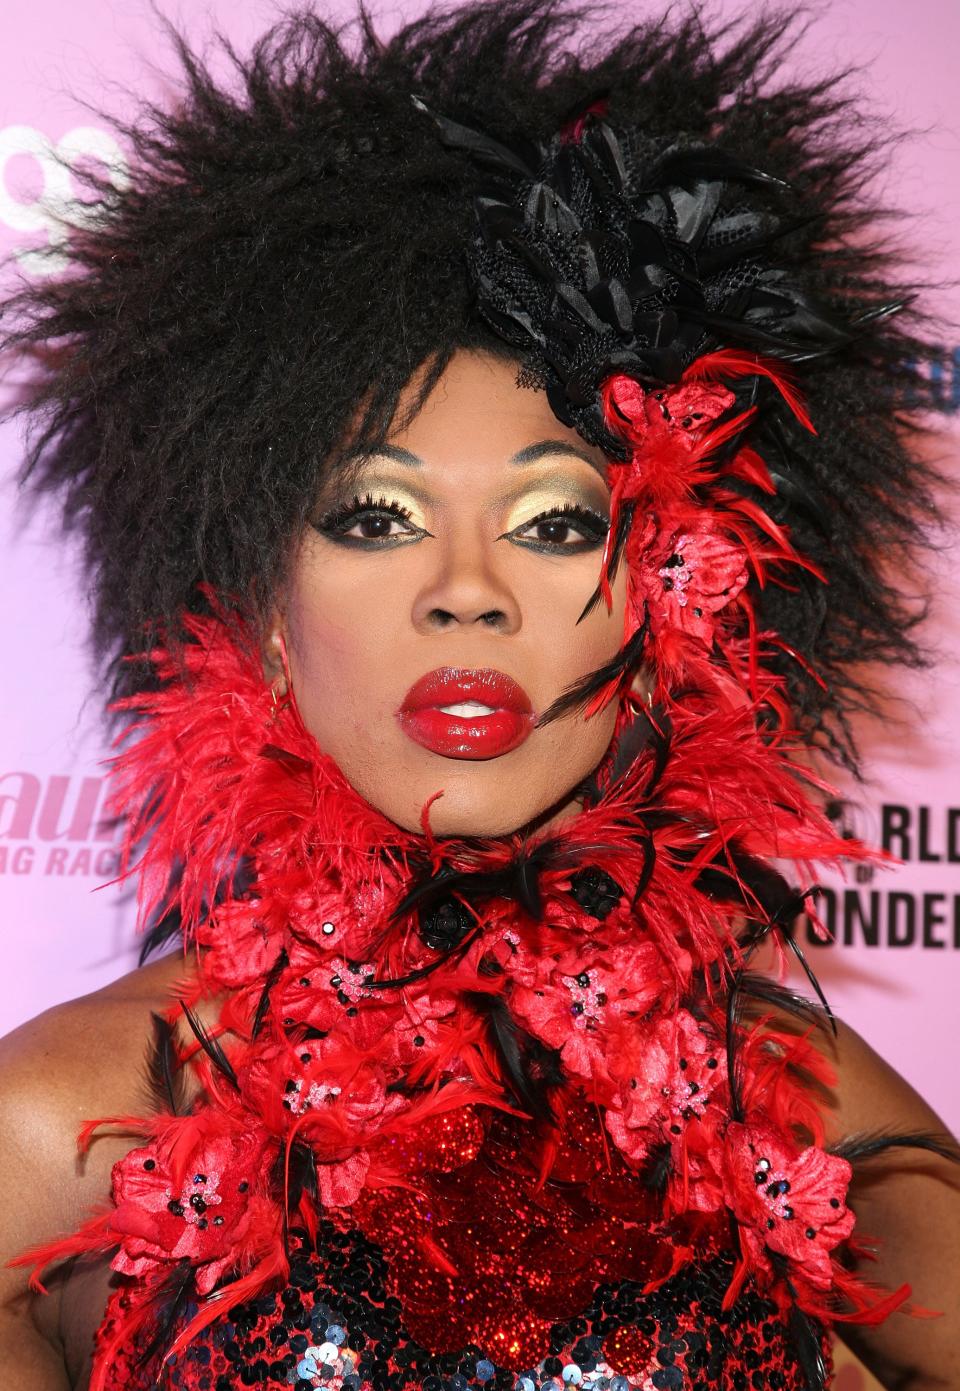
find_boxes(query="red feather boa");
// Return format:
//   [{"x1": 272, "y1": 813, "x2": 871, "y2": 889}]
[{"x1": 9, "y1": 354, "x2": 914, "y2": 1382}]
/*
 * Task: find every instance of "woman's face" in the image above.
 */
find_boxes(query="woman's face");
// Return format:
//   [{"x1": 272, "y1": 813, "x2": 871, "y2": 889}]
[{"x1": 276, "y1": 350, "x2": 627, "y2": 837}]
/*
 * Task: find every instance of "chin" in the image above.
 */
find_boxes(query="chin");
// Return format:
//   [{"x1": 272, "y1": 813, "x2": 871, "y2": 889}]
[{"x1": 385, "y1": 773, "x2": 585, "y2": 840}]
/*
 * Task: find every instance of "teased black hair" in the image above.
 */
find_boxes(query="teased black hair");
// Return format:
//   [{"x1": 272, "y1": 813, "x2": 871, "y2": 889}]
[{"x1": 1, "y1": 0, "x2": 944, "y2": 767}]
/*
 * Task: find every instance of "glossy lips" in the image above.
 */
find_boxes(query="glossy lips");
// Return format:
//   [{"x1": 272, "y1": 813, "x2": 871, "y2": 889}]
[{"x1": 398, "y1": 668, "x2": 535, "y2": 760}]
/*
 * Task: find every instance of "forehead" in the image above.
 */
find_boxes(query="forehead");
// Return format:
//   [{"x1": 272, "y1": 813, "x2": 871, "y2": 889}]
[{"x1": 379, "y1": 350, "x2": 610, "y2": 477}]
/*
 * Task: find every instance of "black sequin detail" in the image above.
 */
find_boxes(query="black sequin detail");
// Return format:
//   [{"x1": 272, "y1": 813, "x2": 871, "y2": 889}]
[
  {"x1": 568, "y1": 868, "x2": 623, "y2": 921},
  {"x1": 149, "y1": 1228, "x2": 829, "y2": 1390}
]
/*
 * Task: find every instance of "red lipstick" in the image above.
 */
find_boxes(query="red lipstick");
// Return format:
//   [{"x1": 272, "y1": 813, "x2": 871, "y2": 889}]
[{"x1": 398, "y1": 668, "x2": 535, "y2": 760}]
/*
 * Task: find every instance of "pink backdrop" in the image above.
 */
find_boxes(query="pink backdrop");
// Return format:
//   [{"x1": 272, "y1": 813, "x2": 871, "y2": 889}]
[{"x1": 2, "y1": 0, "x2": 958, "y2": 1186}]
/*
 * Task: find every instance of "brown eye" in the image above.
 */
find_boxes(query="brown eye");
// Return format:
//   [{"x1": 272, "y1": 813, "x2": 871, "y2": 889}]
[
  {"x1": 356, "y1": 514, "x2": 396, "y2": 539},
  {"x1": 313, "y1": 494, "x2": 430, "y2": 548},
  {"x1": 533, "y1": 518, "x2": 576, "y2": 544},
  {"x1": 504, "y1": 503, "x2": 609, "y2": 553}
]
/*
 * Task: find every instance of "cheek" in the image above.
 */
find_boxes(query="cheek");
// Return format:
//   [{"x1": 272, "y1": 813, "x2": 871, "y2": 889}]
[{"x1": 282, "y1": 563, "x2": 396, "y2": 747}]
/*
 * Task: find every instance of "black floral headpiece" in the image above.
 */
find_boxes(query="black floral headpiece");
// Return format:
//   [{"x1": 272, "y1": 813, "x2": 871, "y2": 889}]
[{"x1": 414, "y1": 98, "x2": 891, "y2": 459}]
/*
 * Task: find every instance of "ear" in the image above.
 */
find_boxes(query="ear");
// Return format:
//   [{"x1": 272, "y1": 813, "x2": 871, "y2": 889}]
[
  {"x1": 629, "y1": 662, "x2": 656, "y2": 705},
  {"x1": 262, "y1": 611, "x2": 289, "y2": 697}
]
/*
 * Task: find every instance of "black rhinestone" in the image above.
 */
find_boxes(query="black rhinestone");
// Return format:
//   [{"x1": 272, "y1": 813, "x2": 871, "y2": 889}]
[
  {"x1": 167, "y1": 1199, "x2": 185, "y2": 1216},
  {"x1": 190, "y1": 1194, "x2": 207, "y2": 1213},
  {"x1": 330, "y1": 976, "x2": 342, "y2": 988},
  {"x1": 569, "y1": 867, "x2": 623, "y2": 921},
  {"x1": 299, "y1": 978, "x2": 311, "y2": 987},
  {"x1": 678, "y1": 1058, "x2": 688, "y2": 1071},
  {"x1": 143, "y1": 1159, "x2": 156, "y2": 1171},
  {"x1": 418, "y1": 897, "x2": 474, "y2": 953},
  {"x1": 830, "y1": 1197, "x2": 840, "y2": 1208},
  {"x1": 806, "y1": 1228, "x2": 816, "y2": 1239},
  {"x1": 413, "y1": 1035, "x2": 425, "y2": 1047},
  {"x1": 576, "y1": 973, "x2": 590, "y2": 987},
  {"x1": 300, "y1": 1053, "x2": 312, "y2": 1063}
]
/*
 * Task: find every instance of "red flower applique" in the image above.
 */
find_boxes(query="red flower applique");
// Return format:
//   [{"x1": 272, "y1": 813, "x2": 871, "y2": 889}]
[
  {"x1": 510, "y1": 940, "x2": 665, "y2": 1083},
  {"x1": 604, "y1": 1010, "x2": 727, "y2": 1167},
  {"x1": 635, "y1": 519, "x2": 749, "y2": 645},
  {"x1": 722, "y1": 1123, "x2": 855, "y2": 1290},
  {"x1": 604, "y1": 376, "x2": 736, "y2": 459},
  {"x1": 109, "y1": 1127, "x2": 273, "y2": 1293}
]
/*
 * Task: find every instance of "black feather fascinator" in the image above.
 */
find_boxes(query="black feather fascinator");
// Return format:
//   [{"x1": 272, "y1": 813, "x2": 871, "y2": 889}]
[{"x1": 414, "y1": 98, "x2": 880, "y2": 459}]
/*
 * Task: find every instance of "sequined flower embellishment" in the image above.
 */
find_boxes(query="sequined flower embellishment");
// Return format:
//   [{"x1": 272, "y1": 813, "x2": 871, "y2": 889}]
[
  {"x1": 638, "y1": 520, "x2": 749, "y2": 644},
  {"x1": 604, "y1": 1009, "x2": 726, "y2": 1167},
  {"x1": 722, "y1": 1123, "x2": 855, "y2": 1289},
  {"x1": 109, "y1": 1126, "x2": 273, "y2": 1293}
]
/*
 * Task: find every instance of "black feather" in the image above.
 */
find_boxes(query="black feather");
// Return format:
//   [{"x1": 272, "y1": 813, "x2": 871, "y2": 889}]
[
  {"x1": 641, "y1": 1140, "x2": 673, "y2": 1194},
  {"x1": 639, "y1": 705, "x2": 672, "y2": 799},
  {"x1": 179, "y1": 1001, "x2": 240, "y2": 1091},
  {"x1": 737, "y1": 970, "x2": 827, "y2": 1032},
  {"x1": 252, "y1": 947, "x2": 289, "y2": 1039},
  {"x1": 465, "y1": 990, "x2": 561, "y2": 1119},
  {"x1": 389, "y1": 839, "x2": 566, "y2": 927},
  {"x1": 138, "y1": 906, "x2": 184, "y2": 967},
  {"x1": 144, "y1": 1011, "x2": 188, "y2": 1116},
  {"x1": 270, "y1": 1139, "x2": 318, "y2": 1214},
  {"x1": 367, "y1": 927, "x2": 481, "y2": 989},
  {"x1": 830, "y1": 1130, "x2": 960, "y2": 1166},
  {"x1": 732, "y1": 856, "x2": 836, "y2": 1034},
  {"x1": 725, "y1": 972, "x2": 746, "y2": 1123},
  {"x1": 631, "y1": 833, "x2": 657, "y2": 905},
  {"x1": 605, "y1": 711, "x2": 658, "y2": 790},
  {"x1": 778, "y1": 927, "x2": 835, "y2": 1034},
  {"x1": 537, "y1": 618, "x2": 650, "y2": 726},
  {"x1": 787, "y1": 1303, "x2": 828, "y2": 1391},
  {"x1": 135, "y1": 1259, "x2": 195, "y2": 1371},
  {"x1": 576, "y1": 500, "x2": 636, "y2": 623}
]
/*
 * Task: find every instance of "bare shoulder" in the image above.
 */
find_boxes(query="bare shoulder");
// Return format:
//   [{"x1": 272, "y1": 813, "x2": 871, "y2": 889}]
[
  {"x1": 789, "y1": 1014, "x2": 960, "y2": 1389},
  {"x1": 0, "y1": 951, "x2": 200, "y2": 1387},
  {"x1": 0, "y1": 950, "x2": 200, "y2": 1160}
]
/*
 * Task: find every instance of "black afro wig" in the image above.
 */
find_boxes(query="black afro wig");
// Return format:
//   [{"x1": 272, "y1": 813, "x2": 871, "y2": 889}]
[{"x1": 1, "y1": 0, "x2": 945, "y2": 768}]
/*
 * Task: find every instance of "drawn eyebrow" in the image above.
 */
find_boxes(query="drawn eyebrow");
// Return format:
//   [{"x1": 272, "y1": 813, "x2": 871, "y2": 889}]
[
  {"x1": 509, "y1": 440, "x2": 607, "y2": 477},
  {"x1": 345, "y1": 439, "x2": 607, "y2": 477},
  {"x1": 342, "y1": 443, "x2": 423, "y2": 468}
]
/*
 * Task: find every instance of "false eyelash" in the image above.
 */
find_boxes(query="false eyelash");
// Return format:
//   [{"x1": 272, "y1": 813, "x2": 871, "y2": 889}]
[
  {"x1": 315, "y1": 493, "x2": 414, "y2": 535},
  {"x1": 518, "y1": 502, "x2": 609, "y2": 538}
]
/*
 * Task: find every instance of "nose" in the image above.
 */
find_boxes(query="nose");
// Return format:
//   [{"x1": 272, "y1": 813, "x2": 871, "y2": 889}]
[{"x1": 411, "y1": 529, "x2": 521, "y2": 636}]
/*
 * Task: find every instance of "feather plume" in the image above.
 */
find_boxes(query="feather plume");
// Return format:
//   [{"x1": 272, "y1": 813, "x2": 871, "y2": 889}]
[
  {"x1": 144, "y1": 1011, "x2": 189, "y2": 1116},
  {"x1": 179, "y1": 1003, "x2": 239, "y2": 1091}
]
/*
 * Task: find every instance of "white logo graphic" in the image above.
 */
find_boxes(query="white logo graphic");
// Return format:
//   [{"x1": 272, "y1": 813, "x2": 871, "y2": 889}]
[{"x1": 0, "y1": 124, "x2": 129, "y2": 275}]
